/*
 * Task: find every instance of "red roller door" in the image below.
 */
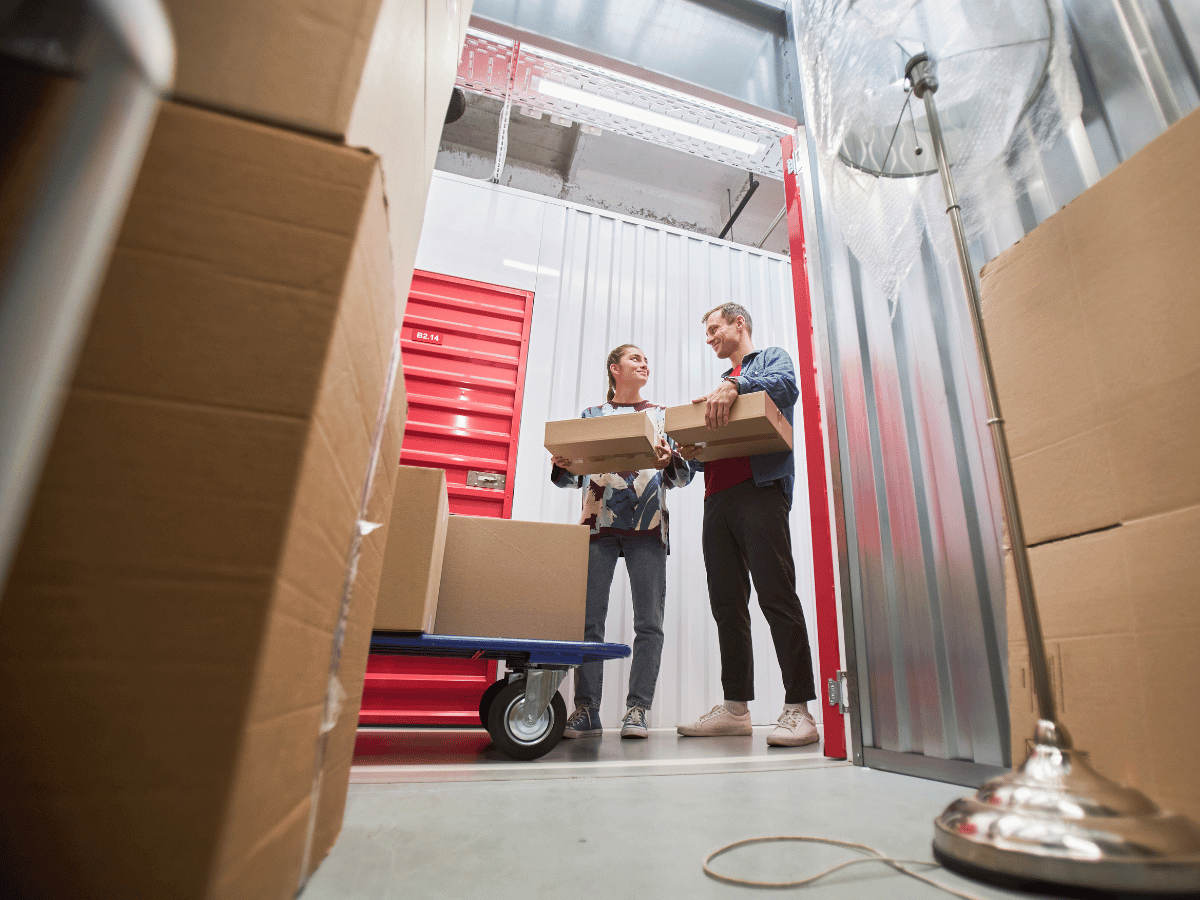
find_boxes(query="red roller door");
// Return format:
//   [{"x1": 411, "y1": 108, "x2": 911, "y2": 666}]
[{"x1": 359, "y1": 271, "x2": 534, "y2": 726}]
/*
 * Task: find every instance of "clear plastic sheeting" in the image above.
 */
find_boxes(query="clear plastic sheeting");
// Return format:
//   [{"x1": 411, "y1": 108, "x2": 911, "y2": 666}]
[{"x1": 794, "y1": 0, "x2": 1081, "y2": 299}]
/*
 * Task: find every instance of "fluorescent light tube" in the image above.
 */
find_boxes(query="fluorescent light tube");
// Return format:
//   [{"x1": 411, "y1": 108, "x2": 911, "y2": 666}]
[{"x1": 535, "y1": 78, "x2": 763, "y2": 156}]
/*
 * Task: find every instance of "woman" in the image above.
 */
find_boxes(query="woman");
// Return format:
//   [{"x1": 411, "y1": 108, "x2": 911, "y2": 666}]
[{"x1": 550, "y1": 344, "x2": 695, "y2": 739}]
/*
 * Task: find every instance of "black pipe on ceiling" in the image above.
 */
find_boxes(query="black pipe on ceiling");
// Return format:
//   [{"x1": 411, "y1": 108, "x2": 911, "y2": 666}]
[{"x1": 719, "y1": 174, "x2": 759, "y2": 240}]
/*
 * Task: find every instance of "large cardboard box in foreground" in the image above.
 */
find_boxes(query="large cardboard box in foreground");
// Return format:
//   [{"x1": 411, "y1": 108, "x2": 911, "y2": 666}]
[
  {"x1": 665, "y1": 391, "x2": 793, "y2": 462},
  {"x1": 434, "y1": 517, "x2": 590, "y2": 642},
  {"x1": 544, "y1": 410, "x2": 660, "y2": 475},
  {"x1": 985, "y1": 108, "x2": 1200, "y2": 821},
  {"x1": 375, "y1": 466, "x2": 450, "y2": 632},
  {"x1": 0, "y1": 102, "x2": 404, "y2": 898}
]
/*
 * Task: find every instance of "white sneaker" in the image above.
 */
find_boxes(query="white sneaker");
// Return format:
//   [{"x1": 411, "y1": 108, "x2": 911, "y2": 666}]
[
  {"x1": 677, "y1": 704, "x2": 752, "y2": 737},
  {"x1": 767, "y1": 707, "x2": 819, "y2": 747}
]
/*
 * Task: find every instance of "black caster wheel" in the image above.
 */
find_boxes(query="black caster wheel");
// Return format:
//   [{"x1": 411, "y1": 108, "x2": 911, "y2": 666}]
[
  {"x1": 485, "y1": 678, "x2": 567, "y2": 761},
  {"x1": 478, "y1": 679, "x2": 507, "y2": 726}
]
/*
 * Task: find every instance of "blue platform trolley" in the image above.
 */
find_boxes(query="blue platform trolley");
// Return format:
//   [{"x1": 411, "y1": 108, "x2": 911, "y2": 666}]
[{"x1": 367, "y1": 633, "x2": 631, "y2": 760}]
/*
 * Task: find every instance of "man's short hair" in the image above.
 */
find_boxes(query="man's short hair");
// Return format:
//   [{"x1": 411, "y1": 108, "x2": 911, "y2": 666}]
[{"x1": 702, "y1": 302, "x2": 752, "y2": 335}]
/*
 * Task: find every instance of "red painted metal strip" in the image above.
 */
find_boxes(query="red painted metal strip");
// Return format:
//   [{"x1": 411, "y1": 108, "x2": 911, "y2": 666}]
[
  {"x1": 405, "y1": 393, "x2": 515, "y2": 417},
  {"x1": 400, "y1": 340, "x2": 519, "y2": 367},
  {"x1": 408, "y1": 290, "x2": 529, "y2": 319},
  {"x1": 781, "y1": 133, "x2": 847, "y2": 760},
  {"x1": 445, "y1": 484, "x2": 510, "y2": 500},
  {"x1": 400, "y1": 449, "x2": 506, "y2": 469},
  {"x1": 403, "y1": 365, "x2": 517, "y2": 390},
  {"x1": 402, "y1": 421, "x2": 512, "y2": 444}
]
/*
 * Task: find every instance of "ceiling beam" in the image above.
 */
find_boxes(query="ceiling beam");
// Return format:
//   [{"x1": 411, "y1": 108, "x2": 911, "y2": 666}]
[{"x1": 686, "y1": 0, "x2": 788, "y2": 37}]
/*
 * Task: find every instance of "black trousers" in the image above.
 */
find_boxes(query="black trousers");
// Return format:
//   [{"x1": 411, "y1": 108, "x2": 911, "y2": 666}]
[{"x1": 702, "y1": 478, "x2": 817, "y2": 704}]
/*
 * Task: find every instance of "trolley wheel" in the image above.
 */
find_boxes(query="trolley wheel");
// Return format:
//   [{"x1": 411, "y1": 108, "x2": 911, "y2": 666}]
[
  {"x1": 478, "y1": 679, "x2": 507, "y2": 726},
  {"x1": 485, "y1": 679, "x2": 567, "y2": 761}
]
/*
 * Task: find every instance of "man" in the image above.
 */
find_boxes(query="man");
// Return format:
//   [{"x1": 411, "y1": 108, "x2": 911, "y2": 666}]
[{"x1": 676, "y1": 303, "x2": 819, "y2": 747}]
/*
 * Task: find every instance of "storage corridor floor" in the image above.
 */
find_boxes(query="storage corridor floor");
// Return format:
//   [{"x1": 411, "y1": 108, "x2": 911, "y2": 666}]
[{"x1": 302, "y1": 728, "x2": 1064, "y2": 900}]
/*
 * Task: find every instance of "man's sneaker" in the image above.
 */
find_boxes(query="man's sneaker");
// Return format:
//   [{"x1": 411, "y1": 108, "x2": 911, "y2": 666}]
[
  {"x1": 563, "y1": 706, "x2": 602, "y2": 738},
  {"x1": 677, "y1": 704, "x2": 752, "y2": 737},
  {"x1": 620, "y1": 706, "x2": 650, "y2": 739},
  {"x1": 767, "y1": 707, "x2": 819, "y2": 747}
]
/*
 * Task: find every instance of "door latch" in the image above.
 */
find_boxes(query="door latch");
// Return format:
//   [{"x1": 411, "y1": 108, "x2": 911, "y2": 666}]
[{"x1": 467, "y1": 470, "x2": 506, "y2": 490}]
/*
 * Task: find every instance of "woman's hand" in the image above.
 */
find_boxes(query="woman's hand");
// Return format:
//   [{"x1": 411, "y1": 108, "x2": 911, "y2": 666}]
[
  {"x1": 676, "y1": 443, "x2": 702, "y2": 461},
  {"x1": 551, "y1": 454, "x2": 573, "y2": 468},
  {"x1": 652, "y1": 436, "x2": 672, "y2": 469}
]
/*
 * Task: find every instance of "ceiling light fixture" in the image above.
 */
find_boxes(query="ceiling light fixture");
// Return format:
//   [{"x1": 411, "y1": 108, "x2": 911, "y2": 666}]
[{"x1": 534, "y1": 78, "x2": 763, "y2": 156}]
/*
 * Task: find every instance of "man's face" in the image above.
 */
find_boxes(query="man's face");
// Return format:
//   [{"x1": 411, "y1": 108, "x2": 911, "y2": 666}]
[{"x1": 704, "y1": 312, "x2": 741, "y2": 359}]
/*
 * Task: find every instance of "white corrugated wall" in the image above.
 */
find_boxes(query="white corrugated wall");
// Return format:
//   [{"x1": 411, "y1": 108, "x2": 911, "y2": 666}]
[{"x1": 415, "y1": 170, "x2": 820, "y2": 732}]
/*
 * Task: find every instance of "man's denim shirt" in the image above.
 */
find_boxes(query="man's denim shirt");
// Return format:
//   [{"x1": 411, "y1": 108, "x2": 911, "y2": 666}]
[{"x1": 695, "y1": 347, "x2": 798, "y2": 505}]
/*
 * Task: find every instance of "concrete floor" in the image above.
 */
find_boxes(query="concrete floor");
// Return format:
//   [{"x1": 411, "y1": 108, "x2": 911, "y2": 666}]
[{"x1": 300, "y1": 727, "x2": 1069, "y2": 900}]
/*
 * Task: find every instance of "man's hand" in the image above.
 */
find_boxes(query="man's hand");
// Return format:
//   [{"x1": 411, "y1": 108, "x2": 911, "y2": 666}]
[
  {"x1": 677, "y1": 443, "x2": 702, "y2": 461},
  {"x1": 551, "y1": 454, "x2": 573, "y2": 468},
  {"x1": 695, "y1": 378, "x2": 739, "y2": 429}
]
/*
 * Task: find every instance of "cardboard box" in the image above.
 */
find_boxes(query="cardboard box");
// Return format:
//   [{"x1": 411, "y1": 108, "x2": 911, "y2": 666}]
[
  {"x1": 375, "y1": 466, "x2": 450, "y2": 632},
  {"x1": 434, "y1": 517, "x2": 589, "y2": 642},
  {"x1": 982, "y1": 108, "x2": 1200, "y2": 546},
  {"x1": 161, "y1": 0, "x2": 465, "y2": 139},
  {"x1": 992, "y1": 110, "x2": 1200, "y2": 823},
  {"x1": 665, "y1": 391, "x2": 793, "y2": 462},
  {"x1": 544, "y1": 410, "x2": 660, "y2": 475},
  {"x1": 161, "y1": 0, "x2": 474, "y2": 312},
  {"x1": 0, "y1": 102, "x2": 402, "y2": 899},
  {"x1": 1006, "y1": 504, "x2": 1200, "y2": 820}
]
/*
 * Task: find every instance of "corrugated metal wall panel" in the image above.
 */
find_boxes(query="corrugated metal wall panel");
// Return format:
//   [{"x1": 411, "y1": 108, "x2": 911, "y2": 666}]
[
  {"x1": 808, "y1": 0, "x2": 1200, "y2": 775},
  {"x1": 417, "y1": 171, "x2": 817, "y2": 732}
]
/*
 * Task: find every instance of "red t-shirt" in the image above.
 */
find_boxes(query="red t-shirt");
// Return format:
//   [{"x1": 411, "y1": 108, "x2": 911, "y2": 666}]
[{"x1": 703, "y1": 364, "x2": 754, "y2": 497}]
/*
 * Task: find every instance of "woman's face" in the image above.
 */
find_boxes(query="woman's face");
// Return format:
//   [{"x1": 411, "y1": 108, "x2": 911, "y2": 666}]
[{"x1": 611, "y1": 347, "x2": 650, "y2": 388}]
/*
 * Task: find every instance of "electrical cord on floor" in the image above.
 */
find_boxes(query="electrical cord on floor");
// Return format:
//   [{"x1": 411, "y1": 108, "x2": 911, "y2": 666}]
[{"x1": 703, "y1": 835, "x2": 987, "y2": 900}]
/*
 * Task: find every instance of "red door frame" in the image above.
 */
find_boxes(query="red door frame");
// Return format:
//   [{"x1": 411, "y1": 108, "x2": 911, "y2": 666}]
[{"x1": 781, "y1": 133, "x2": 846, "y2": 760}]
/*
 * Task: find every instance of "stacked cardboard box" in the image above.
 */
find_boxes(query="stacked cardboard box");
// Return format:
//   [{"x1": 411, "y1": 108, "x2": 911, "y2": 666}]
[
  {"x1": 435, "y1": 516, "x2": 590, "y2": 642},
  {"x1": 160, "y1": 0, "x2": 473, "y2": 310},
  {"x1": 983, "y1": 108, "x2": 1200, "y2": 821},
  {"x1": 375, "y1": 466, "x2": 451, "y2": 633},
  {"x1": 0, "y1": 2, "x2": 473, "y2": 896}
]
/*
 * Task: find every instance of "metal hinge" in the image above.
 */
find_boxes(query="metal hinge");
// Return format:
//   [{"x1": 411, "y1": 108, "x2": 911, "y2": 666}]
[
  {"x1": 826, "y1": 670, "x2": 850, "y2": 714},
  {"x1": 467, "y1": 470, "x2": 506, "y2": 490}
]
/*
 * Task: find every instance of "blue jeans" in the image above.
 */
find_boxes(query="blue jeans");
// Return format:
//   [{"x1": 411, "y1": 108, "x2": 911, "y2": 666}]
[{"x1": 574, "y1": 534, "x2": 666, "y2": 711}]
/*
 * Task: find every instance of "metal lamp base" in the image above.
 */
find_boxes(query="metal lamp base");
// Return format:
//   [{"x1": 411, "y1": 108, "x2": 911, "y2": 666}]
[{"x1": 934, "y1": 722, "x2": 1200, "y2": 896}]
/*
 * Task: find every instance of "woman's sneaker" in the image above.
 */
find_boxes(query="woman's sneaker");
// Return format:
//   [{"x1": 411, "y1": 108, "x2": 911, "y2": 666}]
[
  {"x1": 620, "y1": 706, "x2": 649, "y2": 739},
  {"x1": 563, "y1": 706, "x2": 602, "y2": 738}
]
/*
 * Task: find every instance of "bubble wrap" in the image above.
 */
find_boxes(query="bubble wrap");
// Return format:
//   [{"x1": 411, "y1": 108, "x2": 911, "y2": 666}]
[{"x1": 795, "y1": 0, "x2": 1081, "y2": 299}]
